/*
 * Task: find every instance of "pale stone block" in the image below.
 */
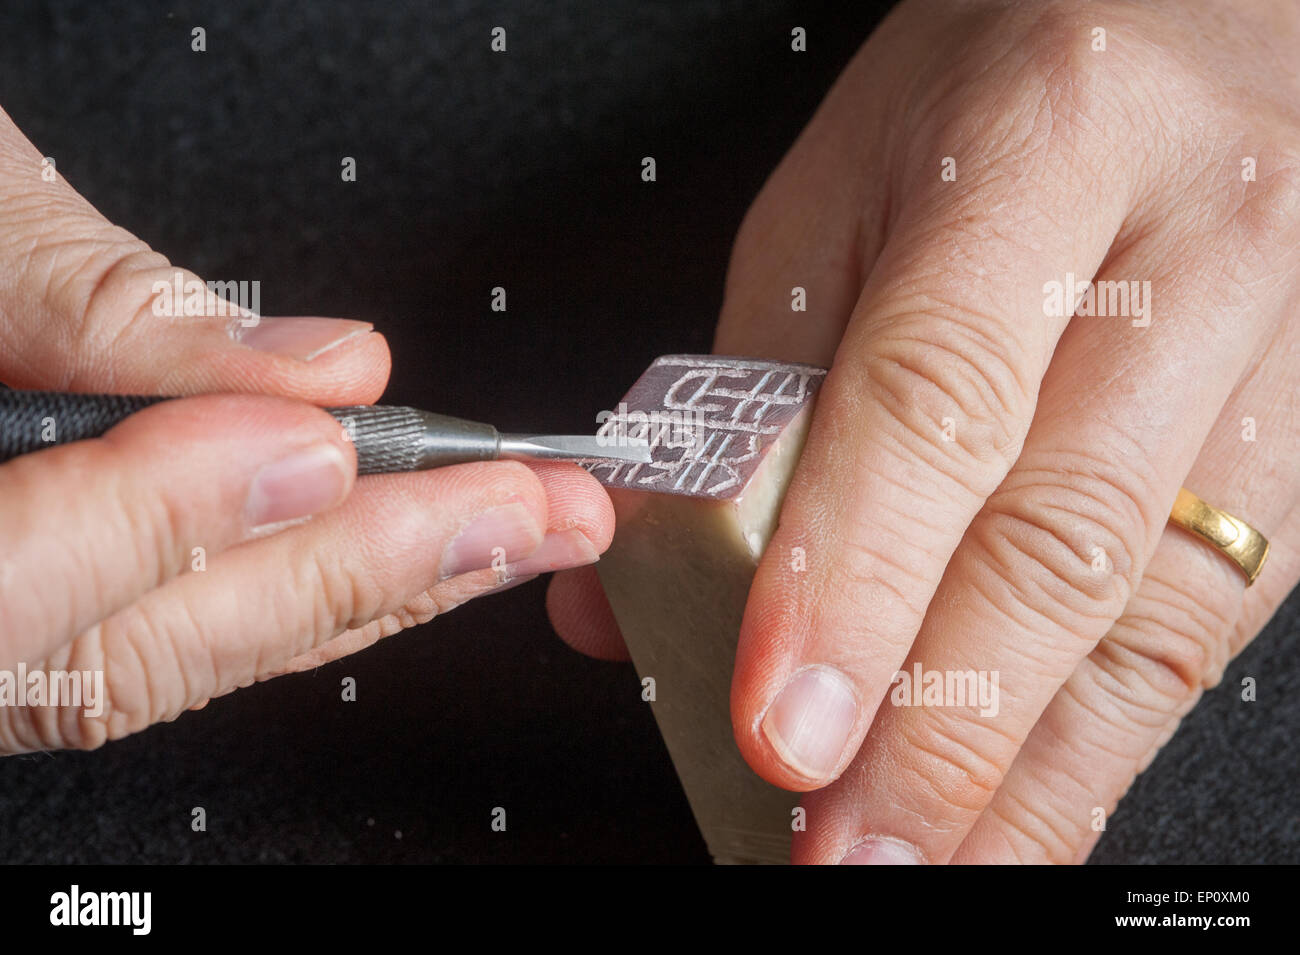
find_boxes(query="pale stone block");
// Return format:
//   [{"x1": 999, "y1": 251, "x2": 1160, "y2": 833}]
[{"x1": 586, "y1": 355, "x2": 826, "y2": 864}]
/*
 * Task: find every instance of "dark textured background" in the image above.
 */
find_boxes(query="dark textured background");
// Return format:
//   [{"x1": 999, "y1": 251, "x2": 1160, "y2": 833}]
[{"x1": 0, "y1": 0, "x2": 1294, "y2": 864}]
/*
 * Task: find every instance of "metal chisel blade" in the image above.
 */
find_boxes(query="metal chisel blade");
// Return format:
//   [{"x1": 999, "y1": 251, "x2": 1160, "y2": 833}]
[{"x1": 497, "y1": 434, "x2": 652, "y2": 464}]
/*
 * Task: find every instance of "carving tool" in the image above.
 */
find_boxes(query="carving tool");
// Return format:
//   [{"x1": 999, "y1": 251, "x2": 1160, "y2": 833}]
[{"x1": 0, "y1": 391, "x2": 651, "y2": 473}]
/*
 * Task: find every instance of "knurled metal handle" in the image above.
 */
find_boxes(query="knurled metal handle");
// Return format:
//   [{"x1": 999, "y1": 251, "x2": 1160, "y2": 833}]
[
  {"x1": 328, "y1": 404, "x2": 427, "y2": 474},
  {"x1": 0, "y1": 391, "x2": 470, "y2": 475}
]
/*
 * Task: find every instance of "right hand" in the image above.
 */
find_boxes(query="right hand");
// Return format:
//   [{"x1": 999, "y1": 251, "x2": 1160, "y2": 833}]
[{"x1": 547, "y1": 0, "x2": 1300, "y2": 864}]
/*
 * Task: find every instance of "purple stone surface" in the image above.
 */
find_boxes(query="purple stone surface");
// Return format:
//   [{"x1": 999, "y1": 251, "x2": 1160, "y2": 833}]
[{"x1": 585, "y1": 355, "x2": 826, "y2": 499}]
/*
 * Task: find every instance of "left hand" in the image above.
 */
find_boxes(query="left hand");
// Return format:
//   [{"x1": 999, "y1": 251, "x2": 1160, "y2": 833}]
[
  {"x1": 550, "y1": 0, "x2": 1300, "y2": 862},
  {"x1": 0, "y1": 102, "x2": 615, "y2": 753}
]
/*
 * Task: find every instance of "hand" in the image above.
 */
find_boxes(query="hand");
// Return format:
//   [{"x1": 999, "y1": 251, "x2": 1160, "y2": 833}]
[
  {"x1": 549, "y1": 0, "x2": 1300, "y2": 862},
  {"x1": 0, "y1": 106, "x2": 613, "y2": 753}
]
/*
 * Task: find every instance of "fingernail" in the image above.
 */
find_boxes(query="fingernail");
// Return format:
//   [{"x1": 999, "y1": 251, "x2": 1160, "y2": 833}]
[
  {"x1": 440, "y1": 503, "x2": 543, "y2": 579},
  {"x1": 504, "y1": 529, "x2": 599, "y2": 578},
  {"x1": 481, "y1": 572, "x2": 539, "y2": 596},
  {"x1": 840, "y1": 837, "x2": 924, "y2": 865},
  {"x1": 233, "y1": 316, "x2": 372, "y2": 361},
  {"x1": 761, "y1": 664, "x2": 858, "y2": 781},
  {"x1": 246, "y1": 443, "x2": 350, "y2": 528}
]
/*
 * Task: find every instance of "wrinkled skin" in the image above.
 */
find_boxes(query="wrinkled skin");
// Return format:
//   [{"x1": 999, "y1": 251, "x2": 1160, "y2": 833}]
[
  {"x1": 549, "y1": 0, "x2": 1300, "y2": 863},
  {"x1": 0, "y1": 108, "x2": 615, "y2": 753}
]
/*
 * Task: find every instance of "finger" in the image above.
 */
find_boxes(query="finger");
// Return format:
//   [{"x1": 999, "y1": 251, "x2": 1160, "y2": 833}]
[
  {"x1": 0, "y1": 394, "x2": 355, "y2": 670},
  {"x1": 546, "y1": 566, "x2": 630, "y2": 662},
  {"x1": 9, "y1": 463, "x2": 615, "y2": 748},
  {"x1": 793, "y1": 184, "x2": 1300, "y2": 863},
  {"x1": 281, "y1": 462, "x2": 617, "y2": 672},
  {"x1": 545, "y1": 44, "x2": 898, "y2": 661},
  {"x1": 236, "y1": 568, "x2": 542, "y2": 692},
  {"x1": 0, "y1": 106, "x2": 388, "y2": 402},
  {"x1": 733, "y1": 58, "x2": 1138, "y2": 790},
  {"x1": 952, "y1": 377, "x2": 1300, "y2": 863},
  {"x1": 954, "y1": 506, "x2": 1300, "y2": 864},
  {"x1": 525, "y1": 461, "x2": 616, "y2": 555},
  {"x1": 548, "y1": 13, "x2": 918, "y2": 663}
]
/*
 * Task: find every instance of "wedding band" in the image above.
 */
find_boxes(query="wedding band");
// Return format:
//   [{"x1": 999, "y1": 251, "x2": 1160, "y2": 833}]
[{"x1": 1168, "y1": 487, "x2": 1270, "y2": 585}]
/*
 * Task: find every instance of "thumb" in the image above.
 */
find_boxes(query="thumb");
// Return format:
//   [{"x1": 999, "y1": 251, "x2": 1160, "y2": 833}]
[{"x1": 0, "y1": 106, "x2": 389, "y2": 403}]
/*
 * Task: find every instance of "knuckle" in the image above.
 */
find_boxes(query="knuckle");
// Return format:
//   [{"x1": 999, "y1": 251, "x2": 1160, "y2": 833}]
[
  {"x1": 3, "y1": 626, "x2": 137, "y2": 753},
  {"x1": 93, "y1": 611, "x2": 188, "y2": 741},
  {"x1": 1019, "y1": 0, "x2": 1149, "y2": 96},
  {"x1": 1022, "y1": 5, "x2": 1100, "y2": 69},
  {"x1": 293, "y1": 553, "x2": 461, "y2": 663},
  {"x1": 302, "y1": 547, "x2": 380, "y2": 643},
  {"x1": 0, "y1": 683, "x2": 77, "y2": 753},
  {"x1": 943, "y1": 1, "x2": 1129, "y2": 158},
  {"x1": 827, "y1": 536, "x2": 932, "y2": 633},
  {"x1": 1021, "y1": 1, "x2": 1115, "y2": 73},
  {"x1": 985, "y1": 791, "x2": 1079, "y2": 864},
  {"x1": 1134, "y1": 715, "x2": 1186, "y2": 776},
  {"x1": 99, "y1": 451, "x2": 187, "y2": 593},
  {"x1": 0, "y1": 709, "x2": 26, "y2": 754},
  {"x1": 863, "y1": 321, "x2": 1030, "y2": 491},
  {"x1": 1124, "y1": 622, "x2": 1212, "y2": 698},
  {"x1": 892, "y1": 710, "x2": 1008, "y2": 820},
  {"x1": 59, "y1": 630, "x2": 114, "y2": 750},
  {"x1": 1068, "y1": 658, "x2": 1176, "y2": 744},
  {"x1": 63, "y1": 244, "x2": 175, "y2": 354},
  {"x1": 973, "y1": 461, "x2": 1151, "y2": 626},
  {"x1": 997, "y1": 2, "x2": 1157, "y2": 172},
  {"x1": 1234, "y1": 145, "x2": 1300, "y2": 252},
  {"x1": 1101, "y1": 576, "x2": 1236, "y2": 700},
  {"x1": 391, "y1": 588, "x2": 456, "y2": 629}
]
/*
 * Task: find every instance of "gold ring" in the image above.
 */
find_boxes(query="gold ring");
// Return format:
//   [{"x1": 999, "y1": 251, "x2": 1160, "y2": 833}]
[{"x1": 1168, "y1": 487, "x2": 1269, "y2": 585}]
